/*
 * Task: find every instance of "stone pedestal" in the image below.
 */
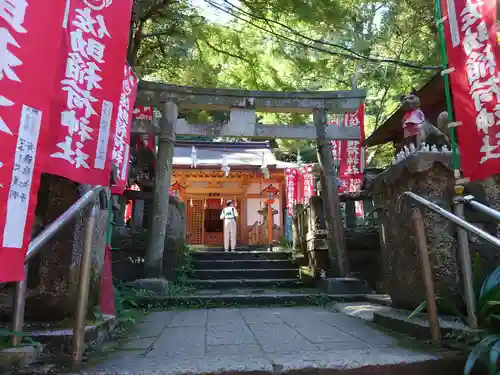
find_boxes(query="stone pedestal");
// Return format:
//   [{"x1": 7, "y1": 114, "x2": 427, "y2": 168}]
[
  {"x1": 111, "y1": 196, "x2": 187, "y2": 282},
  {"x1": 26, "y1": 175, "x2": 107, "y2": 321},
  {"x1": 162, "y1": 198, "x2": 186, "y2": 281},
  {"x1": 372, "y1": 153, "x2": 458, "y2": 310}
]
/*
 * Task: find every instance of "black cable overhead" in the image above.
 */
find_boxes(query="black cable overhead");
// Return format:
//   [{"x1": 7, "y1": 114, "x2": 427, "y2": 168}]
[{"x1": 202, "y1": 0, "x2": 441, "y2": 71}]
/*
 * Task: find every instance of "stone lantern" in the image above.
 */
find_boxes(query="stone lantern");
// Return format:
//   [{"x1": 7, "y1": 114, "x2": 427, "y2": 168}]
[{"x1": 260, "y1": 184, "x2": 280, "y2": 250}]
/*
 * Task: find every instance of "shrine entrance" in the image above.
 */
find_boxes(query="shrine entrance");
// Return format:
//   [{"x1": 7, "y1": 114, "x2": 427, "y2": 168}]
[
  {"x1": 133, "y1": 82, "x2": 365, "y2": 277},
  {"x1": 186, "y1": 196, "x2": 242, "y2": 247}
]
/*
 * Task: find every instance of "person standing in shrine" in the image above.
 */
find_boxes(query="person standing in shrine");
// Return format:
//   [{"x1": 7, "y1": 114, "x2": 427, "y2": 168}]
[{"x1": 220, "y1": 200, "x2": 238, "y2": 252}]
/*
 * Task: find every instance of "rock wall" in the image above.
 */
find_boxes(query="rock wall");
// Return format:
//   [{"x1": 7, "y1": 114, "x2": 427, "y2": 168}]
[
  {"x1": 111, "y1": 196, "x2": 186, "y2": 282},
  {"x1": 372, "y1": 152, "x2": 500, "y2": 310},
  {"x1": 25, "y1": 175, "x2": 108, "y2": 321},
  {"x1": 292, "y1": 196, "x2": 382, "y2": 288}
]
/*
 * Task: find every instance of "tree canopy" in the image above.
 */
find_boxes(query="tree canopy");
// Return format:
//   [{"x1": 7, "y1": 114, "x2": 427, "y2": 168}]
[{"x1": 128, "y1": 0, "x2": 441, "y2": 167}]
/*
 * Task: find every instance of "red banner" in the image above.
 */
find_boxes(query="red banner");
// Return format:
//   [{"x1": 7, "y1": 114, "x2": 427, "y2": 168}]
[
  {"x1": 111, "y1": 63, "x2": 137, "y2": 194},
  {"x1": 301, "y1": 164, "x2": 315, "y2": 203},
  {"x1": 132, "y1": 106, "x2": 153, "y2": 121},
  {"x1": 0, "y1": 1, "x2": 66, "y2": 281},
  {"x1": 43, "y1": 0, "x2": 133, "y2": 185},
  {"x1": 285, "y1": 168, "x2": 298, "y2": 216},
  {"x1": 441, "y1": 0, "x2": 499, "y2": 181},
  {"x1": 331, "y1": 106, "x2": 365, "y2": 217}
]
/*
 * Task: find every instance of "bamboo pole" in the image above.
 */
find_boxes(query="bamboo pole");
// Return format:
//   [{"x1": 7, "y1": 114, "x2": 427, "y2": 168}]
[{"x1": 434, "y1": 0, "x2": 461, "y2": 177}]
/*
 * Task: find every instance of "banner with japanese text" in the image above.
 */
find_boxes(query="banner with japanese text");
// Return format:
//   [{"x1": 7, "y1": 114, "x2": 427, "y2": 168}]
[
  {"x1": 0, "y1": 1, "x2": 67, "y2": 281},
  {"x1": 285, "y1": 168, "x2": 298, "y2": 216},
  {"x1": 132, "y1": 106, "x2": 154, "y2": 121},
  {"x1": 300, "y1": 164, "x2": 315, "y2": 203},
  {"x1": 44, "y1": 0, "x2": 134, "y2": 185},
  {"x1": 111, "y1": 63, "x2": 137, "y2": 195},
  {"x1": 440, "y1": 0, "x2": 499, "y2": 181},
  {"x1": 331, "y1": 105, "x2": 365, "y2": 216}
]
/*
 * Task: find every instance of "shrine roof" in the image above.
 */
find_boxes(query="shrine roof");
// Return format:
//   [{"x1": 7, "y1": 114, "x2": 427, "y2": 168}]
[
  {"x1": 173, "y1": 140, "x2": 296, "y2": 169},
  {"x1": 363, "y1": 74, "x2": 446, "y2": 147}
]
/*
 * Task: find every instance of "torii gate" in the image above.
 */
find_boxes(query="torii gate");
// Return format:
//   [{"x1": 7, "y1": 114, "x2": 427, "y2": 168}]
[{"x1": 132, "y1": 81, "x2": 366, "y2": 278}]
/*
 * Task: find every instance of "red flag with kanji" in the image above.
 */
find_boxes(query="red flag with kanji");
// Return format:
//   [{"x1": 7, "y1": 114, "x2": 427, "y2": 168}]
[
  {"x1": 110, "y1": 63, "x2": 138, "y2": 195},
  {"x1": 440, "y1": 0, "x2": 499, "y2": 181},
  {"x1": 0, "y1": 0, "x2": 67, "y2": 281},
  {"x1": 43, "y1": 0, "x2": 134, "y2": 185}
]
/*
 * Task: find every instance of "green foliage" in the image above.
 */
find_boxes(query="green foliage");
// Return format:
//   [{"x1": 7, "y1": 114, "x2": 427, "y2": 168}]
[
  {"x1": 128, "y1": 0, "x2": 443, "y2": 167},
  {"x1": 175, "y1": 244, "x2": 195, "y2": 284},
  {"x1": 408, "y1": 264, "x2": 500, "y2": 375},
  {"x1": 0, "y1": 328, "x2": 41, "y2": 349}
]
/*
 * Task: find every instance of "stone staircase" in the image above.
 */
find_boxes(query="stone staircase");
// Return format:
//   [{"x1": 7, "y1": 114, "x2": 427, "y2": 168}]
[
  {"x1": 165, "y1": 247, "x2": 342, "y2": 307},
  {"x1": 188, "y1": 248, "x2": 300, "y2": 289}
]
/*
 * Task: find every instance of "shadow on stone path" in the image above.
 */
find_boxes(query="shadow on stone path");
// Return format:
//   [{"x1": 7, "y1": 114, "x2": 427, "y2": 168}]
[{"x1": 80, "y1": 306, "x2": 459, "y2": 374}]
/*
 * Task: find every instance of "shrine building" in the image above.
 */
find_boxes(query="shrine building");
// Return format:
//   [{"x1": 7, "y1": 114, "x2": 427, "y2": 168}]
[{"x1": 168, "y1": 140, "x2": 294, "y2": 248}]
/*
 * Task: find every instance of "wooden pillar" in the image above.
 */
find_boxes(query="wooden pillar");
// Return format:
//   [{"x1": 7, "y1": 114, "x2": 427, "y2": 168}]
[
  {"x1": 132, "y1": 199, "x2": 144, "y2": 228},
  {"x1": 267, "y1": 204, "x2": 273, "y2": 249},
  {"x1": 145, "y1": 101, "x2": 177, "y2": 278},
  {"x1": 345, "y1": 200, "x2": 357, "y2": 227},
  {"x1": 314, "y1": 108, "x2": 349, "y2": 277}
]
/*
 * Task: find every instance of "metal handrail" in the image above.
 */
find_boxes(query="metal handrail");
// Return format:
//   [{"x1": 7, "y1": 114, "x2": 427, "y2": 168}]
[
  {"x1": 11, "y1": 185, "x2": 107, "y2": 364},
  {"x1": 25, "y1": 187, "x2": 105, "y2": 263},
  {"x1": 461, "y1": 195, "x2": 500, "y2": 222},
  {"x1": 399, "y1": 191, "x2": 500, "y2": 249},
  {"x1": 397, "y1": 190, "x2": 500, "y2": 341}
]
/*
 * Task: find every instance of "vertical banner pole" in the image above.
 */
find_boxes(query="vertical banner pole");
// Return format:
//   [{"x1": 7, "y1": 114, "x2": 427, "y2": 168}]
[{"x1": 434, "y1": 0, "x2": 461, "y2": 177}]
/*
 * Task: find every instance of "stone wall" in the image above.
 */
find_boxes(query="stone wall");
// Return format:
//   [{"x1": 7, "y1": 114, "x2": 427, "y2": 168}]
[
  {"x1": 372, "y1": 152, "x2": 500, "y2": 310},
  {"x1": 292, "y1": 196, "x2": 382, "y2": 288},
  {"x1": 24, "y1": 175, "x2": 108, "y2": 321},
  {"x1": 111, "y1": 196, "x2": 186, "y2": 282}
]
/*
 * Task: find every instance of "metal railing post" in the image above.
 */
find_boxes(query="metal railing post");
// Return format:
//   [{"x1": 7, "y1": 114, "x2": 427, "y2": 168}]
[
  {"x1": 11, "y1": 264, "x2": 29, "y2": 346},
  {"x1": 72, "y1": 204, "x2": 98, "y2": 364},
  {"x1": 411, "y1": 205, "x2": 441, "y2": 344},
  {"x1": 453, "y1": 187, "x2": 478, "y2": 329}
]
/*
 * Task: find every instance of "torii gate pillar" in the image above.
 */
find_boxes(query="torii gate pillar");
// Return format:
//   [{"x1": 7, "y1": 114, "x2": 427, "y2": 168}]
[
  {"x1": 144, "y1": 101, "x2": 177, "y2": 278},
  {"x1": 314, "y1": 108, "x2": 349, "y2": 276}
]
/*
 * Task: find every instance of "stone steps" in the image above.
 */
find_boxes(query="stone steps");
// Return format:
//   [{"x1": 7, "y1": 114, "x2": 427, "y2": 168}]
[
  {"x1": 193, "y1": 268, "x2": 299, "y2": 280},
  {"x1": 188, "y1": 247, "x2": 301, "y2": 292},
  {"x1": 186, "y1": 278, "x2": 301, "y2": 290},
  {"x1": 132, "y1": 290, "x2": 369, "y2": 309},
  {"x1": 191, "y1": 250, "x2": 291, "y2": 261},
  {"x1": 193, "y1": 259, "x2": 295, "y2": 270}
]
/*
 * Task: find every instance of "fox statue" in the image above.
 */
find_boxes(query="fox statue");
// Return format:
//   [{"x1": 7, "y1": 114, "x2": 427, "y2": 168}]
[{"x1": 400, "y1": 90, "x2": 448, "y2": 151}]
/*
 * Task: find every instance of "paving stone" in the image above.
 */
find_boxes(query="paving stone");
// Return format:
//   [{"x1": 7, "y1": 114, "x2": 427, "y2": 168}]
[
  {"x1": 168, "y1": 310, "x2": 207, "y2": 327},
  {"x1": 148, "y1": 326, "x2": 206, "y2": 357},
  {"x1": 205, "y1": 344, "x2": 263, "y2": 355},
  {"x1": 142, "y1": 311, "x2": 176, "y2": 325},
  {"x1": 240, "y1": 308, "x2": 283, "y2": 324},
  {"x1": 83, "y1": 306, "x2": 453, "y2": 375},
  {"x1": 249, "y1": 323, "x2": 318, "y2": 353},
  {"x1": 119, "y1": 337, "x2": 156, "y2": 350},
  {"x1": 207, "y1": 308, "x2": 244, "y2": 326},
  {"x1": 315, "y1": 340, "x2": 375, "y2": 351},
  {"x1": 126, "y1": 321, "x2": 166, "y2": 339},
  {"x1": 290, "y1": 321, "x2": 363, "y2": 343},
  {"x1": 318, "y1": 313, "x2": 396, "y2": 347},
  {"x1": 267, "y1": 347, "x2": 440, "y2": 372}
]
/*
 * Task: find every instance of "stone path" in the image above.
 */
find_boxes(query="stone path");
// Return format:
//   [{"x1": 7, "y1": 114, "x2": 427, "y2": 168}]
[{"x1": 81, "y1": 306, "x2": 450, "y2": 374}]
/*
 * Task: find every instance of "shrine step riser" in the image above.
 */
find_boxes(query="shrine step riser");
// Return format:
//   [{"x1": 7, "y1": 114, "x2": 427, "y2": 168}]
[
  {"x1": 131, "y1": 294, "x2": 368, "y2": 309},
  {"x1": 193, "y1": 260, "x2": 295, "y2": 270},
  {"x1": 192, "y1": 251, "x2": 291, "y2": 261},
  {"x1": 193, "y1": 269, "x2": 298, "y2": 280},
  {"x1": 186, "y1": 279, "x2": 301, "y2": 289}
]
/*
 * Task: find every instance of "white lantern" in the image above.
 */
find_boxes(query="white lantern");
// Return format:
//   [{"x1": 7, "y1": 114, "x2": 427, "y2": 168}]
[{"x1": 221, "y1": 155, "x2": 230, "y2": 177}]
